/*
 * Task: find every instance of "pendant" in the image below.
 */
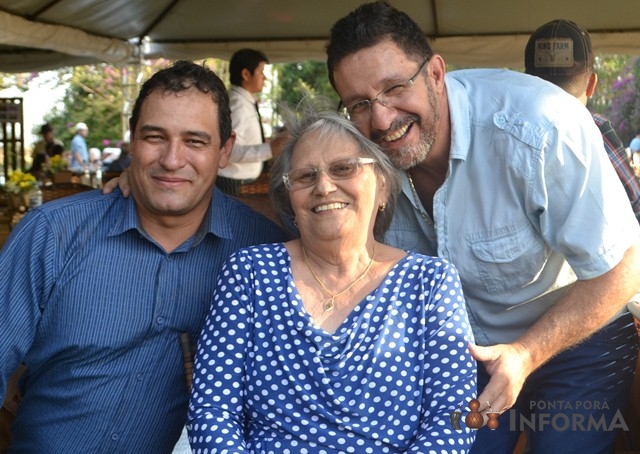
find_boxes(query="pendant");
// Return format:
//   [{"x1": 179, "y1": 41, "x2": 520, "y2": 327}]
[{"x1": 322, "y1": 297, "x2": 335, "y2": 314}]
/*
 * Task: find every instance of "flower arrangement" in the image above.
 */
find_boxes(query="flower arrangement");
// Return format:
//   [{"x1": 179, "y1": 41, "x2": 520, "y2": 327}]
[
  {"x1": 5, "y1": 170, "x2": 37, "y2": 194},
  {"x1": 47, "y1": 154, "x2": 69, "y2": 173}
]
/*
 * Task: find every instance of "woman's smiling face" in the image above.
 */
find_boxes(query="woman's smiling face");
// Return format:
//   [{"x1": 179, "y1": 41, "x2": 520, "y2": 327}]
[{"x1": 288, "y1": 130, "x2": 384, "y2": 243}]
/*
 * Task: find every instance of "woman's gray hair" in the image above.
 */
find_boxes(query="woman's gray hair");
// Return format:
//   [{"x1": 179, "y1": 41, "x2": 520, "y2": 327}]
[{"x1": 269, "y1": 97, "x2": 402, "y2": 241}]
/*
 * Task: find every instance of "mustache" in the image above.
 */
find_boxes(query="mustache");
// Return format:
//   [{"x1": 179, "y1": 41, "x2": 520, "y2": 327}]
[{"x1": 370, "y1": 113, "x2": 421, "y2": 143}]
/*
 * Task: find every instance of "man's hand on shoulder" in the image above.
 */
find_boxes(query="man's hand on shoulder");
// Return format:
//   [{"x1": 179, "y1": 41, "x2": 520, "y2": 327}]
[{"x1": 102, "y1": 169, "x2": 131, "y2": 197}]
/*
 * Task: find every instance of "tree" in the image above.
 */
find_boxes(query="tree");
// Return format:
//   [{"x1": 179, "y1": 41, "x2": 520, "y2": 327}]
[
  {"x1": 590, "y1": 55, "x2": 629, "y2": 115},
  {"x1": 273, "y1": 61, "x2": 339, "y2": 113},
  {"x1": 5, "y1": 55, "x2": 640, "y2": 152},
  {"x1": 601, "y1": 57, "x2": 640, "y2": 145},
  {"x1": 44, "y1": 65, "x2": 128, "y2": 149},
  {"x1": 40, "y1": 60, "x2": 172, "y2": 151}
]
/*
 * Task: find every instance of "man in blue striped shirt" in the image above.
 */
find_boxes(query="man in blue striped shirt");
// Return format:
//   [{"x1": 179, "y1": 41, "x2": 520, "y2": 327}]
[{"x1": 0, "y1": 61, "x2": 288, "y2": 453}]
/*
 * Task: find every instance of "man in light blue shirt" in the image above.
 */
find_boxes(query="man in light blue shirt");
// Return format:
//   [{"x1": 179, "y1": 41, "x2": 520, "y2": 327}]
[
  {"x1": 69, "y1": 121, "x2": 89, "y2": 170},
  {"x1": 0, "y1": 61, "x2": 288, "y2": 453},
  {"x1": 327, "y1": 3, "x2": 640, "y2": 453}
]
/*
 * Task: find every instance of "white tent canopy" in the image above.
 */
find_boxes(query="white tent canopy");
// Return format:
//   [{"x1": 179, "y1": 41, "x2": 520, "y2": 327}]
[{"x1": 0, "y1": 0, "x2": 639, "y2": 72}]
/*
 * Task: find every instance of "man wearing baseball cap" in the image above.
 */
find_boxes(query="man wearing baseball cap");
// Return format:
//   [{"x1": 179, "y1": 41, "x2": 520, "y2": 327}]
[
  {"x1": 525, "y1": 19, "x2": 640, "y2": 222},
  {"x1": 524, "y1": 19, "x2": 640, "y2": 452},
  {"x1": 70, "y1": 121, "x2": 89, "y2": 170}
]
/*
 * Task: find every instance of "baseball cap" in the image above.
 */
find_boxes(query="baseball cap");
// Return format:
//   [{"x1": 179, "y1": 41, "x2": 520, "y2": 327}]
[
  {"x1": 75, "y1": 122, "x2": 88, "y2": 131},
  {"x1": 524, "y1": 19, "x2": 594, "y2": 77}
]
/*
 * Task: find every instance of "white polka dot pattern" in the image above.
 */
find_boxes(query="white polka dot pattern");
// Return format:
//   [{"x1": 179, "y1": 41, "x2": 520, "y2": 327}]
[{"x1": 188, "y1": 243, "x2": 476, "y2": 453}]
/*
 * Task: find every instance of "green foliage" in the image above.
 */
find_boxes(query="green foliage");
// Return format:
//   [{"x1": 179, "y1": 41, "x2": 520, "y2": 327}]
[
  {"x1": 38, "y1": 61, "x2": 169, "y2": 150},
  {"x1": 10, "y1": 55, "x2": 639, "y2": 153},
  {"x1": 600, "y1": 56, "x2": 640, "y2": 145},
  {"x1": 590, "y1": 55, "x2": 628, "y2": 114},
  {"x1": 273, "y1": 61, "x2": 339, "y2": 113},
  {"x1": 44, "y1": 65, "x2": 124, "y2": 149}
]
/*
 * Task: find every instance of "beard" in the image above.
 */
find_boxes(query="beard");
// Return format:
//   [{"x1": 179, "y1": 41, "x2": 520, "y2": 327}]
[{"x1": 371, "y1": 86, "x2": 440, "y2": 170}]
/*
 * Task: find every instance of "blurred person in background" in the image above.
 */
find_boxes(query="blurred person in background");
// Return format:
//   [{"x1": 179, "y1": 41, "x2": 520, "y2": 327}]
[
  {"x1": 28, "y1": 123, "x2": 63, "y2": 179},
  {"x1": 215, "y1": 48, "x2": 286, "y2": 196},
  {"x1": 107, "y1": 141, "x2": 132, "y2": 173},
  {"x1": 69, "y1": 122, "x2": 89, "y2": 170},
  {"x1": 525, "y1": 19, "x2": 640, "y2": 222}
]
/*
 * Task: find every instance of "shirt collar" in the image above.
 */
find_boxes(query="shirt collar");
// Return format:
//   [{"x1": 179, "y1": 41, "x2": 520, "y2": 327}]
[
  {"x1": 444, "y1": 73, "x2": 471, "y2": 162},
  {"x1": 230, "y1": 85, "x2": 258, "y2": 104},
  {"x1": 107, "y1": 187, "x2": 237, "y2": 249}
]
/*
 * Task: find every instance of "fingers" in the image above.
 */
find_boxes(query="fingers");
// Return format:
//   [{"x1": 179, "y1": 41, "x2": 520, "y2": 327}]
[
  {"x1": 101, "y1": 169, "x2": 131, "y2": 197},
  {"x1": 471, "y1": 342, "x2": 527, "y2": 414},
  {"x1": 477, "y1": 373, "x2": 510, "y2": 414},
  {"x1": 102, "y1": 177, "x2": 119, "y2": 194},
  {"x1": 468, "y1": 342, "x2": 498, "y2": 362}
]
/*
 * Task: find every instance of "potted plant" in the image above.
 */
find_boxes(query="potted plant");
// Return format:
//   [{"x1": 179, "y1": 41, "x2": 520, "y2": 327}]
[
  {"x1": 47, "y1": 154, "x2": 72, "y2": 183},
  {"x1": 5, "y1": 170, "x2": 38, "y2": 209}
]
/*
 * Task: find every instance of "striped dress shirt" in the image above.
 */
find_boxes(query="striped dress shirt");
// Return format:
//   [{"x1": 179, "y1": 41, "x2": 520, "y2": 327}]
[{"x1": 0, "y1": 188, "x2": 288, "y2": 453}]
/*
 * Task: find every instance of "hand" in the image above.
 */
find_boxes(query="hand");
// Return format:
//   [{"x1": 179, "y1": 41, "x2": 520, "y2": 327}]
[
  {"x1": 102, "y1": 169, "x2": 131, "y2": 197},
  {"x1": 468, "y1": 342, "x2": 533, "y2": 415}
]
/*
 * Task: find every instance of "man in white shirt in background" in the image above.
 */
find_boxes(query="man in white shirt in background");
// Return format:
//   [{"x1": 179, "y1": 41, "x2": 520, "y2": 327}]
[{"x1": 216, "y1": 48, "x2": 284, "y2": 196}]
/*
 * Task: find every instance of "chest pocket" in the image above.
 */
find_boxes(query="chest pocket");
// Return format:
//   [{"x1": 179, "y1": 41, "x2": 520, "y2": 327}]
[{"x1": 467, "y1": 220, "x2": 549, "y2": 294}]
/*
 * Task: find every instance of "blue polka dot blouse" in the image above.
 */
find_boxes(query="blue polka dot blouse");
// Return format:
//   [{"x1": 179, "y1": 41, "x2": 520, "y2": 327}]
[{"x1": 188, "y1": 243, "x2": 477, "y2": 453}]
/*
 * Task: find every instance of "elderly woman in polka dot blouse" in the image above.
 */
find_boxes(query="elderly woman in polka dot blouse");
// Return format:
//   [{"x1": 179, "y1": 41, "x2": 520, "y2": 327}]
[{"x1": 187, "y1": 102, "x2": 477, "y2": 453}]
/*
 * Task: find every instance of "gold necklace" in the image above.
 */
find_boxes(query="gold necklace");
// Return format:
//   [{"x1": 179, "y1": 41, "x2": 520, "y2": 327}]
[
  {"x1": 302, "y1": 244, "x2": 375, "y2": 314},
  {"x1": 406, "y1": 171, "x2": 433, "y2": 226}
]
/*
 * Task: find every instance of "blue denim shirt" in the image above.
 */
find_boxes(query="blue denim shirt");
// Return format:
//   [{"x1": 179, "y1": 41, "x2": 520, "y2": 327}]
[
  {"x1": 0, "y1": 188, "x2": 289, "y2": 453},
  {"x1": 384, "y1": 69, "x2": 640, "y2": 345}
]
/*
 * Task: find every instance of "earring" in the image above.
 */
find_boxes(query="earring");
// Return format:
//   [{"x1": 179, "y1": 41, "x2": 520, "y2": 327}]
[
  {"x1": 293, "y1": 217, "x2": 298, "y2": 228},
  {"x1": 378, "y1": 203, "x2": 387, "y2": 212}
]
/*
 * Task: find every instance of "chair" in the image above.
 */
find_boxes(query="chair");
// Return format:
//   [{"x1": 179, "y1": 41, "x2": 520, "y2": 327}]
[
  {"x1": 234, "y1": 172, "x2": 281, "y2": 226},
  {"x1": 238, "y1": 171, "x2": 269, "y2": 197},
  {"x1": 179, "y1": 333, "x2": 195, "y2": 392},
  {"x1": 41, "y1": 182, "x2": 94, "y2": 203}
]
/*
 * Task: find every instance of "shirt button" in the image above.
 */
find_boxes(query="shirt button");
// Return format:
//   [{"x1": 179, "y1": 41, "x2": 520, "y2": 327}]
[
  {"x1": 136, "y1": 373, "x2": 143, "y2": 381},
  {"x1": 111, "y1": 433, "x2": 119, "y2": 441},
  {"x1": 156, "y1": 316, "x2": 164, "y2": 325}
]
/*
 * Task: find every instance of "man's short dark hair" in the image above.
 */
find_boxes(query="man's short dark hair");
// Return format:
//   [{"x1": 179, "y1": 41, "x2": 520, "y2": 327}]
[
  {"x1": 326, "y1": 1, "x2": 433, "y2": 89},
  {"x1": 40, "y1": 123, "x2": 52, "y2": 135},
  {"x1": 229, "y1": 49, "x2": 269, "y2": 87},
  {"x1": 129, "y1": 60, "x2": 232, "y2": 144}
]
